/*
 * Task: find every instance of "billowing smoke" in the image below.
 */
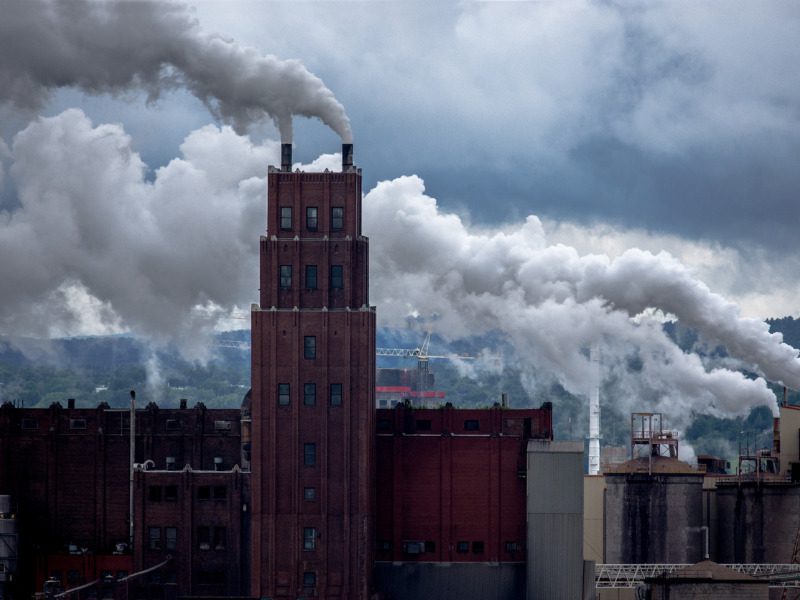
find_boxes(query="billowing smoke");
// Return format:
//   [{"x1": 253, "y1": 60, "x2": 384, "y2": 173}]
[
  {"x1": 2, "y1": 110, "x2": 798, "y2": 426},
  {"x1": 364, "y1": 175, "x2": 800, "y2": 421},
  {"x1": 0, "y1": 0, "x2": 351, "y2": 142}
]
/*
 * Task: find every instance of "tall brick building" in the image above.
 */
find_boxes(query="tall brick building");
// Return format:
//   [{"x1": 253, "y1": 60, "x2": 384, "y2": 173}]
[{"x1": 249, "y1": 144, "x2": 376, "y2": 599}]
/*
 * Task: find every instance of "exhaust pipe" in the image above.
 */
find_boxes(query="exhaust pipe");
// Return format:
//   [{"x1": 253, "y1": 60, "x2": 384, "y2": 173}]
[
  {"x1": 342, "y1": 143, "x2": 353, "y2": 171},
  {"x1": 281, "y1": 143, "x2": 292, "y2": 172}
]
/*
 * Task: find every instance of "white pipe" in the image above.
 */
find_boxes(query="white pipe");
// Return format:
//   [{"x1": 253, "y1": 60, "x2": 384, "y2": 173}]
[{"x1": 588, "y1": 345, "x2": 601, "y2": 475}]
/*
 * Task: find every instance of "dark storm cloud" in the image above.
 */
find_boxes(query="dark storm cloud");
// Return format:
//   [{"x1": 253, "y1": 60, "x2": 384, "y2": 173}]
[{"x1": 0, "y1": 0, "x2": 351, "y2": 141}]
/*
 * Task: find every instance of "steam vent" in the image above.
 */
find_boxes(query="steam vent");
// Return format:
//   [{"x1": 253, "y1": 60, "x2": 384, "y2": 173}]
[{"x1": 603, "y1": 413, "x2": 704, "y2": 564}]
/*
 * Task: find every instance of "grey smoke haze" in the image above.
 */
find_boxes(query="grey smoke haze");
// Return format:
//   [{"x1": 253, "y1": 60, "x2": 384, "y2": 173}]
[
  {"x1": 0, "y1": 0, "x2": 352, "y2": 142},
  {"x1": 1, "y1": 111, "x2": 798, "y2": 426}
]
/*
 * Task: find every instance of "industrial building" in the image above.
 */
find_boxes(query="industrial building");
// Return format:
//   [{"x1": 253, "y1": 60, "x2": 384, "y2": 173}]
[{"x1": 0, "y1": 145, "x2": 592, "y2": 600}]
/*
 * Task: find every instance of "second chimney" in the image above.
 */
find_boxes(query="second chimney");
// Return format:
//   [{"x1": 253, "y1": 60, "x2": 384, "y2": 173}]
[
  {"x1": 281, "y1": 143, "x2": 292, "y2": 172},
  {"x1": 342, "y1": 143, "x2": 353, "y2": 171}
]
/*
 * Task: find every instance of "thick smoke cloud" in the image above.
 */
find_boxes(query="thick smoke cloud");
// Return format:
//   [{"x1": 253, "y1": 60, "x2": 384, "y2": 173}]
[
  {"x1": 364, "y1": 176, "x2": 800, "y2": 420},
  {"x1": 0, "y1": 110, "x2": 268, "y2": 358},
  {"x1": 0, "y1": 0, "x2": 351, "y2": 142},
  {"x1": 2, "y1": 111, "x2": 798, "y2": 424}
]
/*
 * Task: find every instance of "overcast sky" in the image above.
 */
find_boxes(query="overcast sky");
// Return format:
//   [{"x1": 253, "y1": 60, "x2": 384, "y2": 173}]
[{"x1": 2, "y1": 0, "x2": 800, "y2": 418}]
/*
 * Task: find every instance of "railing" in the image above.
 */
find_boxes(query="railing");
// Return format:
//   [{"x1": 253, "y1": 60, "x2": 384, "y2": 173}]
[{"x1": 595, "y1": 563, "x2": 800, "y2": 588}]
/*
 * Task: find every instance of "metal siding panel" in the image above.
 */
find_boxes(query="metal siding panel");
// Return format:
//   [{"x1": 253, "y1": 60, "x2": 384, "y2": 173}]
[{"x1": 528, "y1": 514, "x2": 583, "y2": 600}]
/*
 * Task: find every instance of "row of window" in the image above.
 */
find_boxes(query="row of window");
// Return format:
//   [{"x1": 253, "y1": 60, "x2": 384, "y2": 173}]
[
  {"x1": 149, "y1": 526, "x2": 228, "y2": 551},
  {"x1": 277, "y1": 383, "x2": 343, "y2": 407},
  {"x1": 148, "y1": 484, "x2": 227, "y2": 503},
  {"x1": 377, "y1": 540, "x2": 520, "y2": 554},
  {"x1": 279, "y1": 265, "x2": 344, "y2": 290},
  {"x1": 376, "y1": 419, "x2": 482, "y2": 432},
  {"x1": 280, "y1": 206, "x2": 344, "y2": 232}
]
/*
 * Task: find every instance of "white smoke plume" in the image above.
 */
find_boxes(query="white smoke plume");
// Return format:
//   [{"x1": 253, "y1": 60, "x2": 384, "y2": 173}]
[
  {"x1": 364, "y1": 175, "x2": 800, "y2": 420},
  {"x1": 2, "y1": 111, "x2": 798, "y2": 427},
  {"x1": 0, "y1": 0, "x2": 352, "y2": 142}
]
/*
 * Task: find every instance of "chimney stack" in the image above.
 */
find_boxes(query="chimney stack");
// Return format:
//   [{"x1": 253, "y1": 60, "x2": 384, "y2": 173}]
[
  {"x1": 281, "y1": 143, "x2": 292, "y2": 172},
  {"x1": 342, "y1": 143, "x2": 353, "y2": 171}
]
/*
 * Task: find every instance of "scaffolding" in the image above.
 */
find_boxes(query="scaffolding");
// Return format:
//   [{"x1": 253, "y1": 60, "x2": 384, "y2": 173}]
[{"x1": 630, "y1": 413, "x2": 679, "y2": 475}]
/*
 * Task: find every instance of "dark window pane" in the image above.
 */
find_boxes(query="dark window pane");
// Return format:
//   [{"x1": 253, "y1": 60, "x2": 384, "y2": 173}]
[
  {"x1": 303, "y1": 527, "x2": 317, "y2": 550},
  {"x1": 148, "y1": 527, "x2": 161, "y2": 550},
  {"x1": 304, "y1": 442, "x2": 316, "y2": 466},
  {"x1": 197, "y1": 526, "x2": 210, "y2": 550},
  {"x1": 304, "y1": 487, "x2": 316, "y2": 501},
  {"x1": 213, "y1": 526, "x2": 226, "y2": 550},
  {"x1": 148, "y1": 486, "x2": 162, "y2": 502},
  {"x1": 213, "y1": 486, "x2": 227, "y2": 500},
  {"x1": 305, "y1": 265, "x2": 317, "y2": 289},
  {"x1": 472, "y1": 541, "x2": 484, "y2": 554},
  {"x1": 304, "y1": 336, "x2": 316, "y2": 359},
  {"x1": 464, "y1": 419, "x2": 480, "y2": 431},
  {"x1": 165, "y1": 527, "x2": 177, "y2": 551},
  {"x1": 279, "y1": 265, "x2": 292, "y2": 289},
  {"x1": 306, "y1": 207, "x2": 318, "y2": 231},
  {"x1": 416, "y1": 419, "x2": 432, "y2": 431},
  {"x1": 164, "y1": 486, "x2": 177, "y2": 501},
  {"x1": 330, "y1": 383, "x2": 343, "y2": 406},
  {"x1": 330, "y1": 265, "x2": 343, "y2": 289},
  {"x1": 198, "y1": 486, "x2": 211, "y2": 501},
  {"x1": 280, "y1": 206, "x2": 292, "y2": 230},
  {"x1": 278, "y1": 383, "x2": 290, "y2": 406},
  {"x1": 303, "y1": 572, "x2": 316, "y2": 587},
  {"x1": 331, "y1": 207, "x2": 344, "y2": 230},
  {"x1": 456, "y1": 541, "x2": 469, "y2": 553},
  {"x1": 304, "y1": 383, "x2": 316, "y2": 406}
]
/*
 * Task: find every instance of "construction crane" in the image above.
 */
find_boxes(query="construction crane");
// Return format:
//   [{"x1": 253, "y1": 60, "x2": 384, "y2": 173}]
[{"x1": 376, "y1": 332, "x2": 474, "y2": 395}]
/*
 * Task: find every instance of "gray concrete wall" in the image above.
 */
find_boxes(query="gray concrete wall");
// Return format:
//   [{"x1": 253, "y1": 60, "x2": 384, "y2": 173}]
[
  {"x1": 527, "y1": 441, "x2": 584, "y2": 600},
  {"x1": 373, "y1": 562, "x2": 524, "y2": 600},
  {"x1": 604, "y1": 473, "x2": 704, "y2": 564},
  {"x1": 715, "y1": 483, "x2": 800, "y2": 563}
]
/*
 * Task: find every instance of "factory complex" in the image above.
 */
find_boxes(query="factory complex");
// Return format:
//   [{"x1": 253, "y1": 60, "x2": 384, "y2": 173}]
[{"x1": 3, "y1": 145, "x2": 800, "y2": 600}]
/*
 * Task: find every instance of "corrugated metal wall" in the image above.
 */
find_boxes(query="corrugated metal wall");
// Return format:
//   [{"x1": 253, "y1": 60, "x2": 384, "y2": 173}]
[{"x1": 527, "y1": 441, "x2": 584, "y2": 600}]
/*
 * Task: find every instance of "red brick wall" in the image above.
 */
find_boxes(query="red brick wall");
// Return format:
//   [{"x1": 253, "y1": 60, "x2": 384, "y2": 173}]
[{"x1": 375, "y1": 404, "x2": 552, "y2": 564}]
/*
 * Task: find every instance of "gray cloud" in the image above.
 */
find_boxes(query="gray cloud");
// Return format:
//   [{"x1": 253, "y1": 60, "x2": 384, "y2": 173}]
[{"x1": 0, "y1": 0, "x2": 351, "y2": 141}]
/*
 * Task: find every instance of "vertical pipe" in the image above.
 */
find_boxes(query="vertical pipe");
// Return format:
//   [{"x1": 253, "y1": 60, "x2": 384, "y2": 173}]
[
  {"x1": 281, "y1": 143, "x2": 292, "y2": 172},
  {"x1": 588, "y1": 345, "x2": 601, "y2": 475},
  {"x1": 342, "y1": 143, "x2": 353, "y2": 171},
  {"x1": 129, "y1": 390, "x2": 135, "y2": 550}
]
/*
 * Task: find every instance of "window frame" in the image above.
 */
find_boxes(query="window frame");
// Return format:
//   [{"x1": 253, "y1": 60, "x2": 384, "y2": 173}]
[
  {"x1": 278, "y1": 383, "x2": 290, "y2": 406},
  {"x1": 279, "y1": 265, "x2": 292, "y2": 290},
  {"x1": 330, "y1": 383, "x2": 343, "y2": 406},
  {"x1": 305, "y1": 264, "x2": 318, "y2": 290},
  {"x1": 303, "y1": 336, "x2": 316, "y2": 359},
  {"x1": 306, "y1": 206, "x2": 318, "y2": 231},
  {"x1": 303, "y1": 527, "x2": 317, "y2": 551},
  {"x1": 304, "y1": 382, "x2": 316, "y2": 406},
  {"x1": 303, "y1": 442, "x2": 316, "y2": 466},
  {"x1": 148, "y1": 527, "x2": 162, "y2": 551},
  {"x1": 280, "y1": 206, "x2": 292, "y2": 230},
  {"x1": 331, "y1": 206, "x2": 344, "y2": 231},
  {"x1": 330, "y1": 265, "x2": 344, "y2": 289},
  {"x1": 165, "y1": 527, "x2": 177, "y2": 552}
]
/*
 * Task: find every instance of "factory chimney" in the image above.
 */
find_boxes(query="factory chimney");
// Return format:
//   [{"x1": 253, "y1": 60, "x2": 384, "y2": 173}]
[
  {"x1": 281, "y1": 143, "x2": 292, "y2": 172},
  {"x1": 342, "y1": 143, "x2": 354, "y2": 171}
]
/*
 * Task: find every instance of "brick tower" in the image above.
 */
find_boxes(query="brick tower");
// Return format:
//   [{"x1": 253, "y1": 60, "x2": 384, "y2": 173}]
[{"x1": 250, "y1": 143, "x2": 375, "y2": 599}]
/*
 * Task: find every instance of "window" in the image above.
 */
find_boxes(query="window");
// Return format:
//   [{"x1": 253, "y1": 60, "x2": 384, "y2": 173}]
[
  {"x1": 331, "y1": 207, "x2": 344, "y2": 230},
  {"x1": 416, "y1": 419, "x2": 432, "y2": 431},
  {"x1": 505, "y1": 541, "x2": 521, "y2": 552},
  {"x1": 214, "y1": 420, "x2": 232, "y2": 433},
  {"x1": 21, "y1": 417, "x2": 38, "y2": 430},
  {"x1": 464, "y1": 419, "x2": 480, "y2": 431},
  {"x1": 278, "y1": 383, "x2": 290, "y2": 406},
  {"x1": 377, "y1": 540, "x2": 392, "y2": 552},
  {"x1": 303, "y1": 572, "x2": 316, "y2": 587},
  {"x1": 165, "y1": 418, "x2": 179, "y2": 432},
  {"x1": 306, "y1": 206, "x2": 318, "y2": 231},
  {"x1": 425, "y1": 541, "x2": 436, "y2": 553},
  {"x1": 305, "y1": 265, "x2": 317, "y2": 289},
  {"x1": 303, "y1": 527, "x2": 317, "y2": 550},
  {"x1": 148, "y1": 527, "x2": 161, "y2": 550},
  {"x1": 164, "y1": 485, "x2": 177, "y2": 501},
  {"x1": 403, "y1": 541, "x2": 423, "y2": 555},
  {"x1": 165, "y1": 527, "x2": 177, "y2": 551},
  {"x1": 279, "y1": 265, "x2": 292, "y2": 289},
  {"x1": 213, "y1": 526, "x2": 226, "y2": 550},
  {"x1": 166, "y1": 457, "x2": 176, "y2": 471},
  {"x1": 69, "y1": 418, "x2": 87, "y2": 430},
  {"x1": 377, "y1": 419, "x2": 391, "y2": 432},
  {"x1": 304, "y1": 336, "x2": 316, "y2": 359},
  {"x1": 304, "y1": 383, "x2": 316, "y2": 406},
  {"x1": 213, "y1": 456, "x2": 223, "y2": 471},
  {"x1": 213, "y1": 485, "x2": 227, "y2": 500},
  {"x1": 280, "y1": 206, "x2": 292, "y2": 230},
  {"x1": 197, "y1": 526, "x2": 210, "y2": 550},
  {"x1": 304, "y1": 443, "x2": 316, "y2": 466},
  {"x1": 304, "y1": 487, "x2": 316, "y2": 501},
  {"x1": 472, "y1": 541, "x2": 484, "y2": 554},
  {"x1": 330, "y1": 265, "x2": 343, "y2": 289},
  {"x1": 456, "y1": 541, "x2": 469, "y2": 553},
  {"x1": 330, "y1": 383, "x2": 343, "y2": 406},
  {"x1": 148, "y1": 486, "x2": 162, "y2": 502},
  {"x1": 197, "y1": 570, "x2": 226, "y2": 585},
  {"x1": 198, "y1": 486, "x2": 211, "y2": 501}
]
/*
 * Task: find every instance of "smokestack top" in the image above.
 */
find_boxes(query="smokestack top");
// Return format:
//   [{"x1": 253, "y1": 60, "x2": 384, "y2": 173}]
[
  {"x1": 342, "y1": 143, "x2": 354, "y2": 171},
  {"x1": 281, "y1": 143, "x2": 292, "y2": 172}
]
